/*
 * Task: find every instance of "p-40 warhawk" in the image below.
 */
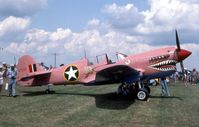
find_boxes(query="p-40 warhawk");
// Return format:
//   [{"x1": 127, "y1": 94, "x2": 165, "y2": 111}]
[{"x1": 17, "y1": 30, "x2": 191, "y2": 101}]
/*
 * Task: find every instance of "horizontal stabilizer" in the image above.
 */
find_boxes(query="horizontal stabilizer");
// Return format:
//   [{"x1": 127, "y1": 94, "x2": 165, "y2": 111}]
[
  {"x1": 17, "y1": 55, "x2": 51, "y2": 86},
  {"x1": 20, "y1": 71, "x2": 51, "y2": 81}
]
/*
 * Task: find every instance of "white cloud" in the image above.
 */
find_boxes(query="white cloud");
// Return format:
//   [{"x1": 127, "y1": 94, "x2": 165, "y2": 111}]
[
  {"x1": 24, "y1": 29, "x2": 50, "y2": 43},
  {"x1": 64, "y1": 28, "x2": 155, "y2": 59},
  {"x1": 50, "y1": 28, "x2": 72, "y2": 41},
  {"x1": 103, "y1": 3, "x2": 144, "y2": 31},
  {"x1": 0, "y1": 0, "x2": 47, "y2": 17},
  {"x1": 6, "y1": 28, "x2": 72, "y2": 55},
  {"x1": 7, "y1": 42, "x2": 36, "y2": 54},
  {"x1": 0, "y1": 16, "x2": 30, "y2": 37},
  {"x1": 8, "y1": 1, "x2": 199, "y2": 57},
  {"x1": 6, "y1": 25, "x2": 150, "y2": 63},
  {"x1": 136, "y1": 0, "x2": 199, "y2": 33},
  {"x1": 64, "y1": 30, "x2": 102, "y2": 55},
  {"x1": 4, "y1": 1, "x2": 199, "y2": 69},
  {"x1": 37, "y1": 42, "x2": 58, "y2": 54},
  {"x1": 103, "y1": 1, "x2": 199, "y2": 36},
  {"x1": 87, "y1": 19, "x2": 100, "y2": 28}
]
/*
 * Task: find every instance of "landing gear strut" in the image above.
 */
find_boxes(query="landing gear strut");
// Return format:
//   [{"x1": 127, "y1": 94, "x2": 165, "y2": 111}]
[
  {"x1": 117, "y1": 81, "x2": 150, "y2": 101},
  {"x1": 117, "y1": 82, "x2": 136, "y2": 96}
]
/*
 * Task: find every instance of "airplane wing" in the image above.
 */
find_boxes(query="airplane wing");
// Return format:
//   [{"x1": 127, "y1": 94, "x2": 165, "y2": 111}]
[{"x1": 95, "y1": 65, "x2": 140, "y2": 83}]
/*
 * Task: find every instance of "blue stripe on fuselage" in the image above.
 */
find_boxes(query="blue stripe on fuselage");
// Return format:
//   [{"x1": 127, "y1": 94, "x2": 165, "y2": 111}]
[
  {"x1": 124, "y1": 70, "x2": 175, "y2": 82},
  {"x1": 142, "y1": 70, "x2": 175, "y2": 80}
]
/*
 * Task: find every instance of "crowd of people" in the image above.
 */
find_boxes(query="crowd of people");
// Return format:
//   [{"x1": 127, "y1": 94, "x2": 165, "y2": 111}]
[
  {"x1": 172, "y1": 68, "x2": 199, "y2": 86},
  {"x1": 147, "y1": 68, "x2": 199, "y2": 97},
  {"x1": 0, "y1": 63, "x2": 17, "y2": 97},
  {"x1": 159, "y1": 68, "x2": 199, "y2": 96},
  {"x1": 185, "y1": 68, "x2": 199, "y2": 85},
  {"x1": 0, "y1": 61, "x2": 51, "y2": 97}
]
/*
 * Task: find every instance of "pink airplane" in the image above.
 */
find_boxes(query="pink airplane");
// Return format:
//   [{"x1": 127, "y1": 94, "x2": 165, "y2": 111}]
[{"x1": 17, "y1": 30, "x2": 191, "y2": 101}]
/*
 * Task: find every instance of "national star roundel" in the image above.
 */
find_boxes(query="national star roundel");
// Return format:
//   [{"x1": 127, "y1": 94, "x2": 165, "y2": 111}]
[{"x1": 64, "y1": 65, "x2": 80, "y2": 81}]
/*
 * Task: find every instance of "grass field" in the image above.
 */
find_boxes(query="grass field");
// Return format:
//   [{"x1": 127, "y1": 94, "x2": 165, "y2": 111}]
[{"x1": 0, "y1": 81, "x2": 199, "y2": 127}]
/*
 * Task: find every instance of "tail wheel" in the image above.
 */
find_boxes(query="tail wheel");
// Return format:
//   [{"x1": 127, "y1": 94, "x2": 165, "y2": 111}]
[
  {"x1": 45, "y1": 89, "x2": 50, "y2": 94},
  {"x1": 137, "y1": 88, "x2": 149, "y2": 101}
]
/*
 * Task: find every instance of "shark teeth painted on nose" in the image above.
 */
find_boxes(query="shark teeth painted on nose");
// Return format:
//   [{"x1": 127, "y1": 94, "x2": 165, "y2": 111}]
[{"x1": 150, "y1": 60, "x2": 177, "y2": 71}]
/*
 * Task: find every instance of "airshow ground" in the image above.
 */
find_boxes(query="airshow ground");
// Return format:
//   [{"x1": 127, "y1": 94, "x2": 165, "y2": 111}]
[{"x1": 0, "y1": 81, "x2": 198, "y2": 127}]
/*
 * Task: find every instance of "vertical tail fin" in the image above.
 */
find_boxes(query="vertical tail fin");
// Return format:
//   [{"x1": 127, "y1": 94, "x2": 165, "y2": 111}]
[{"x1": 16, "y1": 55, "x2": 44, "y2": 85}]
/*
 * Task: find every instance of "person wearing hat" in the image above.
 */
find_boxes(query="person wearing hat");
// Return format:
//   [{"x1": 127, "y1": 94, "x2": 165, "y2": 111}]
[
  {"x1": 2, "y1": 63, "x2": 9, "y2": 91},
  {"x1": 7, "y1": 64, "x2": 17, "y2": 97},
  {"x1": 0, "y1": 65, "x2": 4, "y2": 94}
]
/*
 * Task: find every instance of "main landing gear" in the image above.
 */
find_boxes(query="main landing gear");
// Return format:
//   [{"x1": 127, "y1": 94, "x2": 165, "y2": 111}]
[{"x1": 117, "y1": 81, "x2": 150, "y2": 101}]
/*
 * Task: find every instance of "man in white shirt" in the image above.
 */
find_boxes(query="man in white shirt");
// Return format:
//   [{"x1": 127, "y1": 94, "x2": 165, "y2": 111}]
[
  {"x1": 0, "y1": 65, "x2": 4, "y2": 95},
  {"x1": 7, "y1": 64, "x2": 17, "y2": 97}
]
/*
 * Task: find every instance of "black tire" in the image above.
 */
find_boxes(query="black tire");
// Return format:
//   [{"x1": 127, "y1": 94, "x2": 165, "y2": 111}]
[
  {"x1": 136, "y1": 88, "x2": 149, "y2": 101},
  {"x1": 45, "y1": 89, "x2": 50, "y2": 94},
  {"x1": 144, "y1": 85, "x2": 151, "y2": 94}
]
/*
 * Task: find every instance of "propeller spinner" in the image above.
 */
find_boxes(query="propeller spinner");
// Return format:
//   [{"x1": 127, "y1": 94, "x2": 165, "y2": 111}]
[{"x1": 175, "y1": 30, "x2": 192, "y2": 74}]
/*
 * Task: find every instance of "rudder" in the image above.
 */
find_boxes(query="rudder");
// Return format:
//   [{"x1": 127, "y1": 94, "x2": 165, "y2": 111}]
[{"x1": 16, "y1": 55, "x2": 44, "y2": 86}]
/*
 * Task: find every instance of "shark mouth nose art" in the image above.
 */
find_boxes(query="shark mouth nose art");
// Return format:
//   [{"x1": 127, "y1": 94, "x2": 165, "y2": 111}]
[{"x1": 150, "y1": 60, "x2": 177, "y2": 71}]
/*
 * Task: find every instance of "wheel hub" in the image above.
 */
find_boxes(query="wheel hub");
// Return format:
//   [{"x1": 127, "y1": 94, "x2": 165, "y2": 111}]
[{"x1": 137, "y1": 91, "x2": 146, "y2": 100}]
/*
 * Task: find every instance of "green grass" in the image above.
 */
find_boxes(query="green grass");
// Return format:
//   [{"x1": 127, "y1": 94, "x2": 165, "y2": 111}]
[{"x1": 0, "y1": 81, "x2": 199, "y2": 127}]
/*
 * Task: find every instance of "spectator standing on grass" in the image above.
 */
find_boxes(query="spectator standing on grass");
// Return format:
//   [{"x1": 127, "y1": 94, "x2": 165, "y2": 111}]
[
  {"x1": 174, "y1": 72, "x2": 178, "y2": 82},
  {"x1": 184, "y1": 70, "x2": 189, "y2": 87},
  {"x1": 196, "y1": 71, "x2": 199, "y2": 84},
  {"x1": 160, "y1": 77, "x2": 170, "y2": 96},
  {"x1": 2, "y1": 62, "x2": 7, "y2": 77},
  {"x1": 0, "y1": 65, "x2": 4, "y2": 95},
  {"x1": 7, "y1": 64, "x2": 17, "y2": 97},
  {"x1": 2, "y1": 63, "x2": 9, "y2": 91},
  {"x1": 191, "y1": 68, "x2": 197, "y2": 85}
]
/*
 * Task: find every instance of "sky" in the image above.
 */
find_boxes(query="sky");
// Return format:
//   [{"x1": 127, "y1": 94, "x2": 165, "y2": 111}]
[{"x1": 0, "y1": 0, "x2": 199, "y2": 70}]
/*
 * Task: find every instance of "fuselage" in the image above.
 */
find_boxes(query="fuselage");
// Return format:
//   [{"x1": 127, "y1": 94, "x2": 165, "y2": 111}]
[{"x1": 17, "y1": 46, "x2": 191, "y2": 86}]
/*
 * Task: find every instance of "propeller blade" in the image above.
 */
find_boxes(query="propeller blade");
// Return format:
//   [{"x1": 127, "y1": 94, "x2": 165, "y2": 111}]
[
  {"x1": 175, "y1": 30, "x2": 191, "y2": 62},
  {"x1": 175, "y1": 30, "x2": 181, "y2": 50},
  {"x1": 175, "y1": 30, "x2": 184, "y2": 74},
  {"x1": 180, "y1": 61, "x2": 185, "y2": 74},
  {"x1": 180, "y1": 61, "x2": 186, "y2": 82}
]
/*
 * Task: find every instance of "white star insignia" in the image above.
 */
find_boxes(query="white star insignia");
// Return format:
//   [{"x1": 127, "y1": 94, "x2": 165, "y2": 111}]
[{"x1": 65, "y1": 66, "x2": 78, "y2": 80}]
